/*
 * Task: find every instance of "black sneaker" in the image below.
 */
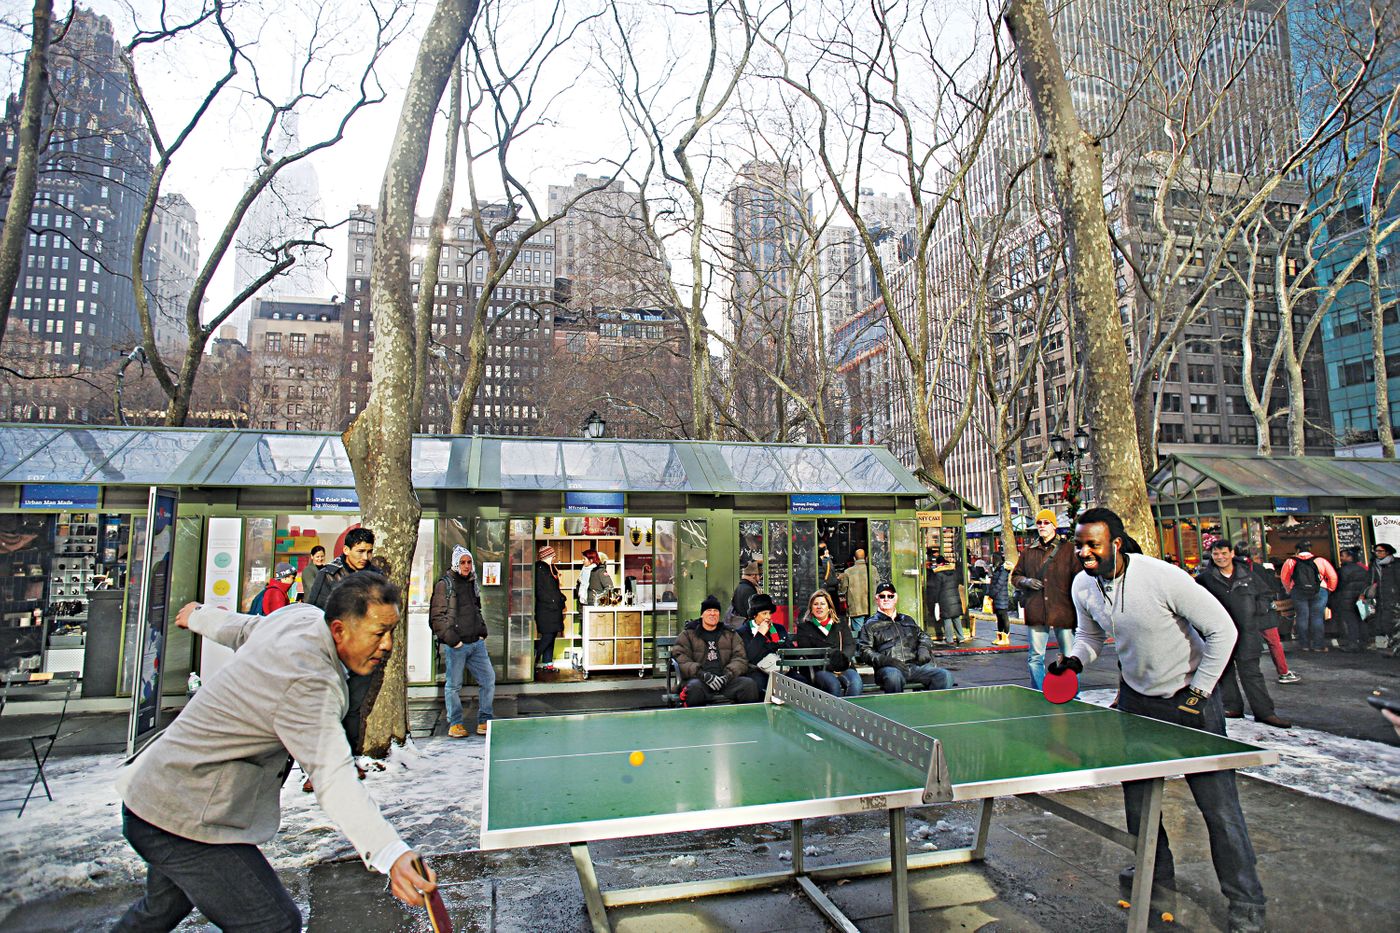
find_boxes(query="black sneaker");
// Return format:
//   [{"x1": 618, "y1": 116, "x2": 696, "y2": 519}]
[{"x1": 1118, "y1": 865, "x2": 1176, "y2": 890}]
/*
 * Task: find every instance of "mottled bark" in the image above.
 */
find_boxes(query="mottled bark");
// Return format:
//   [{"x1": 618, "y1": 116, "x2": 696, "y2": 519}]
[
  {"x1": 1005, "y1": 0, "x2": 1155, "y2": 552},
  {"x1": 346, "y1": 0, "x2": 479, "y2": 759},
  {"x1": 0, "y1": 0, "x2": 54, "y2": 346},
  {"x1": 412, "y1": 59, "x2": 463, "y2": 421},
  {"x1": 1370, "y1": 235, "x2": 1394, "y2": 456}
]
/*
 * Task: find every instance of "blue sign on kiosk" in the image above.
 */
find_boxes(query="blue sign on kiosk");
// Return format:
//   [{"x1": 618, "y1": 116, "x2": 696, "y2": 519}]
[
  {"x1": 565, "y1": 492, "x2": 625, "y2": 513},
  {"x1": 20, "y1": 484, "x2": 100, "y2": 509},
  {"x1": 790, "y1": 494, "x2": 843, "y2": 515},
  {"x1": 312, "y1": 488, "x2": 361, "y2": 511},
  {"x1": 1272, "y1": 496, "x2": 1309, "y2": 514}
]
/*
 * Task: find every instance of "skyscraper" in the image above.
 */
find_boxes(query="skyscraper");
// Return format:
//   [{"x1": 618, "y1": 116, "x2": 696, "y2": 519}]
[
  {"x1": 1, "y1": 7, "x2": 152, "y2": 379},
  {"x1": 143, "y1": 193, "x2": 201, "y2": 351}
]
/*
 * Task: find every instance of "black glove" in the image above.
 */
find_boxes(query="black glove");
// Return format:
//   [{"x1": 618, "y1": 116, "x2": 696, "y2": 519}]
[
  {"x1": 914, "y1": 647, "x2": 933, "y2": 665},
  {"x1": 827, "y1": 650, "x2": 851, "y2": 673},
  {"x1": 1020, "y1": 579, "x2": 1045, "y2": 592},
  {"x1": 1046, "y1": 655, "x2": 1082, "y2": 677},
  {"x1": 703, "y1": 673, "x2": 727, "y2": 691},
  {"x1": 1175, "y1": 686, "x2": 1210, "y2": 718}
]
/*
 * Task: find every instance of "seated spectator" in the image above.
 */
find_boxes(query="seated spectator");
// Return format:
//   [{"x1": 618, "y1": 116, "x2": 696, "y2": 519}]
[
  {"x1": 738, "y1": 593, "x2": 789, "y2": 693},
  {"x1": 672, "y1": 595, "x2": 762, "y2": 707},
  {"x1": 795, "y1": 589, "x2": 861, "y2": 697},
  {"x1": 856, "y1": 581, "x2": 955, "y2": 693}
]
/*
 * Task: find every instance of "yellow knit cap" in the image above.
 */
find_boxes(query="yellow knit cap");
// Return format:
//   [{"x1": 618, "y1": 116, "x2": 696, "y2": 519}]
[{"x1": 1035, "y1": 508, "x2": 1058, "y2": 524}]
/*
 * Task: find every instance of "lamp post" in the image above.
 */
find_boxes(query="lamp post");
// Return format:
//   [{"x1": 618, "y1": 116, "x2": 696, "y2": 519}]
[
  {"x1": 1050, "y1": 427, "x2": 1091, "y2": 519},
  {"x1": 583, "y1": 410, "x2": 606, "y2": 439}
]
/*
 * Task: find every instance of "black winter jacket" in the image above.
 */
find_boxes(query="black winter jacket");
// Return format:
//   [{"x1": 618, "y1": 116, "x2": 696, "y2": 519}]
[
  {"x1": 1196, "y1": 559, "x2": 1265, "y2": 630},
  {"x1": 856, "y1": 611, "x2": 935, "y2": 669},
  {"x1": 989, "y1": 563, "x2": 1013, "y2": 612},
  {"x1": 794, "y1": 616, "x2": 856, "y2": 672},
  {"x1": 429, "y1": 571, "x2": 486, "y2": 646}
]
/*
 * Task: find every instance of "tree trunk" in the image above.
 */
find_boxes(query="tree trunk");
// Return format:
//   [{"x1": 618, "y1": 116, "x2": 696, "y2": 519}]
[
  {"x1": 345, "y1": 0, "x2": 479, "y2": 759},
  {"x1": 0, "y1": 0, "x2": 54, "y2": 345},
  {"x1": 1370, "y1": 232, "x2": 1395, "y2": 456},
  {"x1": 412, "y1": 60, "x2": 462, "y2": 423},
  {"x1": 1005, "y1": 0, "x2": 1155, "y2": 553}
]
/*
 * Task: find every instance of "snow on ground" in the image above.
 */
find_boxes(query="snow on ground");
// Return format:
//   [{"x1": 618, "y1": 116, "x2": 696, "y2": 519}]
[
  {"x1": 4, "y1": 696, "x2": 1399, "y2": 922},
  {"x1": 0, "y1": 736, "x2": 485, "y2": 923},
  {"x1": 1077, "y1": 688, "x2": 1400, "y2": 822}
]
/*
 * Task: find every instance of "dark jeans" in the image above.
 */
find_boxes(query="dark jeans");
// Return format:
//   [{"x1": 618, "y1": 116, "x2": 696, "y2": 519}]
[
  {"x1": 1117, "y1": 682, "x2": 1265, "y2": 908},
  {"x1": 1330, "y1": 601, "x2": 1363, "y2": 651},
  {"x1": 342, "y1": 671, "x2": 376, "y2": 753},
  {"x1": 1218, "y1": 626, "x2": 1275, "y2": 719},
  {"x1": 875, "y1": 663, "x2": 953, "y2": 693},
  {"x1": 114, "y1": 806, "x2": 301, "y2": 932},
  {"x1": 679, "y1": 676, "x2": 762, "y2": 706},
  {"x1": 534, "y1": 631, "x2": 559, "y2": 666},
  {"x1": 814, "y1": 668, "x2": 863, "y2": 697}
]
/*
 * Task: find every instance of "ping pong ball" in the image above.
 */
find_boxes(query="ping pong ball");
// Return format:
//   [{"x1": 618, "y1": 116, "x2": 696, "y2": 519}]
[{"x1": 628, "y1": 751, "x2": 645, "y2": 767}]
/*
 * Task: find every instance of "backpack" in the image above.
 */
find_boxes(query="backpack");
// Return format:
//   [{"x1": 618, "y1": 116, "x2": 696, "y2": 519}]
[
  {"x1": 1291, "y1": 558, "x2": 1320, "y2": 597},
  {"x1": 250, "y1": 585, "x2": 269, "y2": 615}
]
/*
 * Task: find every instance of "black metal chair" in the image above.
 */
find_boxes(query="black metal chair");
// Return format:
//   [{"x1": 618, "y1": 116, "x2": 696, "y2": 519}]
[
  {"x1": 1, "y1": 671, "x2": 80, "y2": 817},
  {"x1": 655, "y1": 636, "x2": 681, "y2": 706}
]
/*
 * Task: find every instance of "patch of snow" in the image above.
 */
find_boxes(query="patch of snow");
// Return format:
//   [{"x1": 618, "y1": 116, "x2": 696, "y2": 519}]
[
  {"x1": 0, "y1": 736, "x2": 486, "y2": 923},
  {"x1": 1077, "y1": 688, "x2": 1400, "y2": 823},
  {"x1": 668, "y1": 854, "x2": 697, "y2": 868},
  {"x1": 777, "y1": 850, "x2": 791, "y2": 862}
]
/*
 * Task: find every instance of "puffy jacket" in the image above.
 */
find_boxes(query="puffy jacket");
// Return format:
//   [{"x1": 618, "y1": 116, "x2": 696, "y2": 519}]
[
  {"x1": 305, "y1": 558, "x2": 352, "y2": 611},
  {"x1": 1336, "y1": 560, "x2": 1369, "y2": 604},
  {"x1": 989, "y1": 563, "x2": 1013, "y2": 612},
  {"x1": 672, "y1": 622, "x2": 749, "y2": 681},
  {"x1": 856, "y1": 611, "x2": 935, "y2": 668},
  {"x1": 1010, "y1": 536, "x2": 1078, "y2": 629},
  {"x1": 429, "y1": 571, "x2": 486, "y2": 646},
  {"x1": 1196, "y1": 559, "x2": 1265, "y2": 630},
  {"x1": 929, "y1": 565, "x2": 963, "y2": 618}
]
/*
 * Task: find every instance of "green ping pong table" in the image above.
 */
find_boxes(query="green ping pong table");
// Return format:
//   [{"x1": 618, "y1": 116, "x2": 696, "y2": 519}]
[{"x1": 480, "y1": 676, "x2": 1277, "y2": 933}]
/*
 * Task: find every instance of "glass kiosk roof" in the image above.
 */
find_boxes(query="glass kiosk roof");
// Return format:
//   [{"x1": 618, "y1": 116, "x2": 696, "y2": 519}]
[{"x1": 0, "y1": 426, "x2": 932, "y2": 497}]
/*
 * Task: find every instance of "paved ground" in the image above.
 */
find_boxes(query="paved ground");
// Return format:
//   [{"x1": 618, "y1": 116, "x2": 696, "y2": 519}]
[{"x1": 3, "y1": 624, "x2": 1397, "y2": 931}]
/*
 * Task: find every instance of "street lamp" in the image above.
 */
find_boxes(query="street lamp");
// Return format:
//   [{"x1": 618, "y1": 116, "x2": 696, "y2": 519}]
[
  {"x1": 1051, "y1": 426, "x2": 1091, "y2": 520},
  {"x1": 583, "y1": 410, "x2": 606, "y2": 439}
]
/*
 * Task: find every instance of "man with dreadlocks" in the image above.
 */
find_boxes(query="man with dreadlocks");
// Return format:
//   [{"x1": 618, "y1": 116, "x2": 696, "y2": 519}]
[{"x1": 1048, "y1": 507, "x2": 1266, "y2": 933}]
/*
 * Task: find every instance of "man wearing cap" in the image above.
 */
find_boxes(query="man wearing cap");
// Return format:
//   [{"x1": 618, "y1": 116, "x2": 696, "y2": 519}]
[
  {"x1": 430, "y1": 546, "x2": 494, "y2": 737},
  {"x1": 728, "y1": 561, "x2": 763, "y2": 629},
  {"x1": 1011, "y1": 508, "x2": 1078, "y2": 689},
  {"x1": 855, "y1": 581, "x2": 954, "y2": 693},
  {"x1": 260, "y1": 563, "x2": 298, "y2": 614},
  {"x1": 533, "y1": 545, "x2": 567, "y2": 671},
  {"x1": 672, "y1": 595, "x2": 762, "y2": 706}
]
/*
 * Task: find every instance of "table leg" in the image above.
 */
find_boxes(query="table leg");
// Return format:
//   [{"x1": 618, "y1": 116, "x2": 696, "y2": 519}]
[
  {"x1": 570, "y1": 842, "x2": 612, "y2": 933},
  {"x1": 792, "y1": 819, "x2": 805, "y2": 875},
  {"x1": 889, "y1": 807, "x2": 909, "y2": 933},
  {"x1": 971, "y1": 797, "x2": 995, "y2": 860},
  {"x1": 1127, "y1": 778, "x2": 1165, "y2": 933}
]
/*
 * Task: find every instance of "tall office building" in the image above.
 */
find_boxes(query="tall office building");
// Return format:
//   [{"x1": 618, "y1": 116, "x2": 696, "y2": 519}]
[
  {"x1": 143, "y1": 193, "x2": 201, "y2": 350},
  {"x1": 342, "y1": 204, "x2": 556, "y2": 435},
  {"x1": 0, "y1": 7, "x2": 152, "y2": 379},
  {"x1": 247, "y1": 297, "x2": 344, "y2": 431},
  {"x1": 230, "y1": 112, "x2": 329, "y2": 341},
  {"x1": 548, "y1": 174, "x2": 668, "y2": 311}
]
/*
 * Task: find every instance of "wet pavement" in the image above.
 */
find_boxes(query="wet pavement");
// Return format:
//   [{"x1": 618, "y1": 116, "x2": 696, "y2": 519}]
[{"x1": 3, "y1": 624, "x2": 1397, "y2": 931}]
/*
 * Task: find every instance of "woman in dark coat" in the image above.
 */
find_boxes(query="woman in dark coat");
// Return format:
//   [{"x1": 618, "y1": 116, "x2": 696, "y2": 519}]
[
  {"x1": 737, "y1": 593, "x2": 790, "y2": 693},
  {"x1": 534, "y1": 545, "x2": 567, "y2": 670},
  {"x1": 989, "y1": 559, "x2": 1014, "y2": 646},
  {"x1": 794, "y1": 589, "x2": 862, "y2": 696},
  {"x1": 1332, "y1": 546, "x2": 1369, "y2": 652},
  {"x1": 931, "y1": 559, "x2": 966, "y2": 644}
]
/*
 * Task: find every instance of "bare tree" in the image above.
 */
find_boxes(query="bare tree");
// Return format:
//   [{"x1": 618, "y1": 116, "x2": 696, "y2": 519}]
[
  {"x1": 121, "y1": 0, "x2": 404, "y2": 425},
  {"x1": 346, "y1": 0, "x2": 480, "y2": 759},
  {"x1": 0, "y1": 0, "x2": 63, "y2": 345},
  {"x1": 1004, "y1": 0, "x2": 1155, "y2": 549}
]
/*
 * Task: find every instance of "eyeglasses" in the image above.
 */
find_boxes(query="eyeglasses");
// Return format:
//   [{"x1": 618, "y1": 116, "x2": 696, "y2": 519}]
[{"x1": 876, "y1": 593, "x2": 896, "y2": 599}]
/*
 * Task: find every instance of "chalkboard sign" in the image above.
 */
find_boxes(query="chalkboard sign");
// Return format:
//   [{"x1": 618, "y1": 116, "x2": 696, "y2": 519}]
[{"x1": 1333, "y1": 515, "x2": 1364, "y2": 555}]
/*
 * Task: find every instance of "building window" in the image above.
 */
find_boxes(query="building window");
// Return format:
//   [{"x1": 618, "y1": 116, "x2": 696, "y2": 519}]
[
  {"x1": 1187, "y1": 364, "x2": 1215, "y2": 383},
  {"x1": 265, "y1": 333, "x2": 282, "y2": 352},
  {"x1": 1160, "y1": 422, "x2": 1185, "y2": 443},
  {"x1": 1189, "y1": 393, "x2": 1218, "y2": 414},
  {"x1": 290, "y1": 334, "x2": 306, "y2": 355}
]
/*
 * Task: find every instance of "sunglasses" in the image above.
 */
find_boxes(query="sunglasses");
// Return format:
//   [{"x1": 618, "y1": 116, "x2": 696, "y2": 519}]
[{"x1": 876, "y1": 592, "x2": 896, "y2": 599}]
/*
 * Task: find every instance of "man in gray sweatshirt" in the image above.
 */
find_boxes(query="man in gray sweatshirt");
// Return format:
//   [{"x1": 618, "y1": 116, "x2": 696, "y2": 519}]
[{"x1": 1047, "y1": 507, "x2": 1266, "y2": 933}]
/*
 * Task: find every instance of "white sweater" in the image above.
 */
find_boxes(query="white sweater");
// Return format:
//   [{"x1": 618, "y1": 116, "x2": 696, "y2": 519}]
[{"x1": 1070, "y1": 553, "x2": 1237, "y2": 698}]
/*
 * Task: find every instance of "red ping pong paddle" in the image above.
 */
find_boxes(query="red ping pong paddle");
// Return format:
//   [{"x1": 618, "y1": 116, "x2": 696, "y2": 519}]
[
  {"x1": 1042, "y1": 667, "x2": 1078, "y2": 704},
  {"x1": 410, "y1": 855, "x2": 453, "y2": 933}
]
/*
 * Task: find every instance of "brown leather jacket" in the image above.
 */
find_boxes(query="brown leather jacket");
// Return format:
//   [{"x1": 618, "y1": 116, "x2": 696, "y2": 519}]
[{"x1": 1010, "y1": 535, "x2": 1078, "y2": 629}]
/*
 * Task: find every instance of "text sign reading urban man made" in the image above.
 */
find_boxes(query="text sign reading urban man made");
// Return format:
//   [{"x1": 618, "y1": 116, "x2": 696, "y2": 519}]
[
  {"x1": 790, "y1": 495, "x2": 843, "y2": 515},
  {"x1": 565, "y1": 492, "x2": 626, "y2": 513},
  {"x1": 1272, "y1": 496, "x2": 1310, "y2": 514},
  {"x1": 312, "y1": 488, "x2": 361, "y2": 512},
  {"x1": 20, "y1": 484, "x2": 100, "y2": 510}
]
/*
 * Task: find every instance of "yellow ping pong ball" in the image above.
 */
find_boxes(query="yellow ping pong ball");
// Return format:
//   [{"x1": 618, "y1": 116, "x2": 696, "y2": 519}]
[{"x1": 628, "y1": 751, "x2": 645, "y2": 767}]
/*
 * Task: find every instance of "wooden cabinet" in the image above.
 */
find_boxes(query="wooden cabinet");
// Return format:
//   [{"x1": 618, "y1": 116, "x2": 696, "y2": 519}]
[{"x1": 581, "y1": 607, "x2": 645, "y2": 673}]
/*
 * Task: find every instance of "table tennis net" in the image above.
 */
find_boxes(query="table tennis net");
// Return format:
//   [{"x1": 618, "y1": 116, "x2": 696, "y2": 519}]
[{"x1": 768, "y1": 673, "x2": 952, "y2": 803}]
